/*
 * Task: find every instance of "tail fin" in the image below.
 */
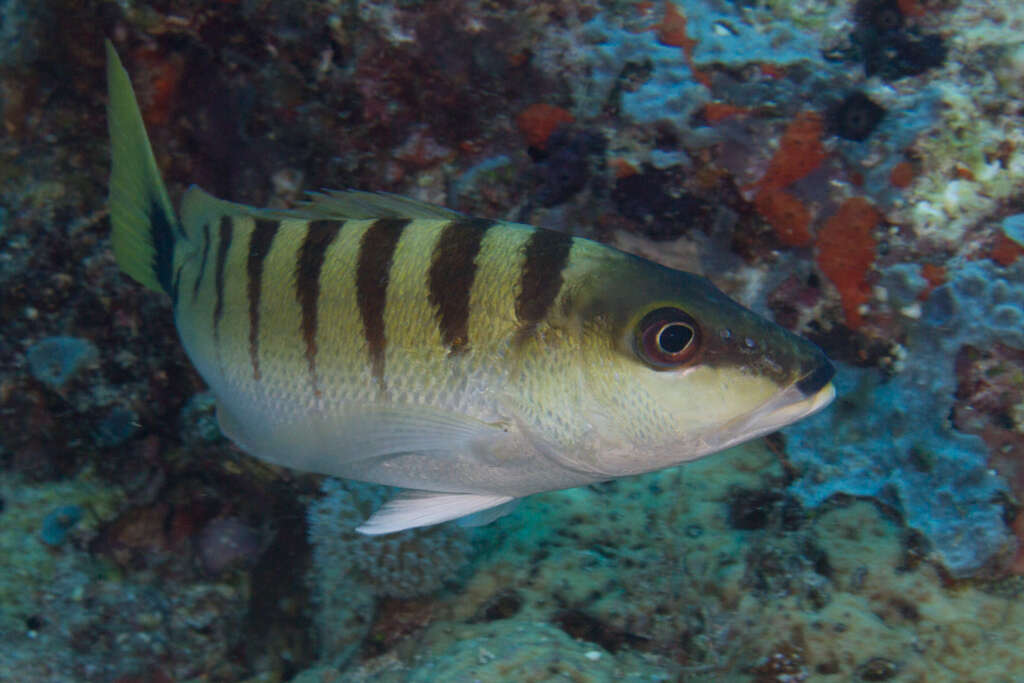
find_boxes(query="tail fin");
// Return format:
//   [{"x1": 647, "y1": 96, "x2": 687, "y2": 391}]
[{"x1": 106, "y1": 40, "x2": 180, "y2": 294}]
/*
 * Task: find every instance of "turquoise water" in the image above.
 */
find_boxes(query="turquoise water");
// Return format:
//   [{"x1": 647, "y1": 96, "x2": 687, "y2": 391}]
[{"x1": 2, "y1": 0, "x2": 1024, "y2": 680}]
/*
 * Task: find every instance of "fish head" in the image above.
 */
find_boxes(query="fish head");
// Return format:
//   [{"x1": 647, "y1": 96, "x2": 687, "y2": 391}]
[{"x1": 566, "y1": 253, "x2": 835, "y2": 474}]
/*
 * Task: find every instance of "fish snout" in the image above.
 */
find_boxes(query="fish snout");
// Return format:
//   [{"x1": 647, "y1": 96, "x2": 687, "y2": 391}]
[{"x1": 795, "y1": 356, "x2": 835, "y2": 398}]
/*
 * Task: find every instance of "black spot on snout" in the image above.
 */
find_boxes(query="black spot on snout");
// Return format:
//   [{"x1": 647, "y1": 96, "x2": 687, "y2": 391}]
[{"x1": 796, "y1": 358, "x2": 835, "y2": 397}]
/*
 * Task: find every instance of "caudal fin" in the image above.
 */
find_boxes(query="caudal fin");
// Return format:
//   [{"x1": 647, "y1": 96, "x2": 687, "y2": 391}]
[{"x1": 106, "y1": 40, "x2": 180, "y2": 294}]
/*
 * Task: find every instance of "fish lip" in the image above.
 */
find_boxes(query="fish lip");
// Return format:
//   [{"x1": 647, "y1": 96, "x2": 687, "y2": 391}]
[
  {"x1": 795, "y1": 359, "x2": 836, "y2": 398},
  {"x1": 709, "y1": 375, "x2": 836, "y2": 453},
  {"x1": 745, "y1": 380, "x2": 835, "y2": 433},
  {"x1": 791, "y1": 379, "x2": 836, "y2": 418}
]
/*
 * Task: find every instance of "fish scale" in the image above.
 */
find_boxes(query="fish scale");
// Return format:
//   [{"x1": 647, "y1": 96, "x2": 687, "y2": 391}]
[
  {"x1": 105, "y1": 41, "x2": 836, "y2": 534},
  {"x1": 179, "y1": 204, "x2": 577, "y2": 426}
]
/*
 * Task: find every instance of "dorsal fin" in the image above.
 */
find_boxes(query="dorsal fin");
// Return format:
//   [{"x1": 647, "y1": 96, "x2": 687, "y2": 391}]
[
  {"x1": 179, "y1": 186, "x2": 468, "y2": 239},
  {"x1": 299, "y1": 189, "x2": 466, "y2": 221},
  {"x1": 179, "y1": 185, "x2": 304, "y2": 239}
]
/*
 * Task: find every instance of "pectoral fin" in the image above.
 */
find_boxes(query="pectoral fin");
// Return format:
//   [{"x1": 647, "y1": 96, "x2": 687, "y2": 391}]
[{"x1": 215, "y1": 400, "x2": 510, "y2": 476}]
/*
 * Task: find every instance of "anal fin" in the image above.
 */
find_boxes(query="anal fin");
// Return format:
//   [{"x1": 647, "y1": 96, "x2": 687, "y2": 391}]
[
  {"x1": 356, "y1": 490, "x2": 516, "y2": 535},
  {"x1": 457, "y1": 498, "x2": 521, "y2": 528}
]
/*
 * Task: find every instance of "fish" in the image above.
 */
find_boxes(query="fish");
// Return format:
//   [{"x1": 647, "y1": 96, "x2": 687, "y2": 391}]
[{"x1": 105, "y1": 41, "x2": 835, "y2": 534}]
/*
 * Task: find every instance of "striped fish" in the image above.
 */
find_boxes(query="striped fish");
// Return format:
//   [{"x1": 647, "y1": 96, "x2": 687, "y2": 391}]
[{"x1": 106, "y1": 42, "x2": 835, "y2": 533}]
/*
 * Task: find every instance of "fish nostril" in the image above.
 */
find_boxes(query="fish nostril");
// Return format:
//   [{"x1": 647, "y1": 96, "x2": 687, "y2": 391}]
[{"x1": 796, "y1": 358, "x2": 835, "y2": 397}]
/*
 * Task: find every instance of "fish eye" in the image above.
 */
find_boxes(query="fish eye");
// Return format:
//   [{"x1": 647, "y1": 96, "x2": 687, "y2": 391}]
[{"x1": 636, "y1": 307, "x2": 701, "y2": 368}]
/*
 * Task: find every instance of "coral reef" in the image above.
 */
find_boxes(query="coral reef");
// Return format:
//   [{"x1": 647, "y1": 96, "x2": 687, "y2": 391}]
[
  {"x1": 2, "y1": 0, "x2": 1024, "y2": 679},
  {"x1": 0, "y1": 470, "x2": 256, "y2": 681},
  {"x1": 295, "y1": 445, "x2": 1024, "y2": 681},
  {"x1": 308, "y1": 479, "x2": 472, "y2": 601},
  {"x1": 26, "y1": 336, "x2": 98, "y2": 390},
  {"x1": 788, "y1": 259, "x2": 1024, "y2": 576},
  {"x1": 306, "y1": 479, "x2": 471, "y2": 665},
  {"x1": 826, "y1": 91, "x2": 886, "y2": 142}
]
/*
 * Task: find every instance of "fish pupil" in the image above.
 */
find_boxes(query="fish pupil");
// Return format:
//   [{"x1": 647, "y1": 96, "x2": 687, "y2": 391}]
[
  {"x1": 657, "y1": 323, "x2": 693, "y2": 354},
  {"x1": 636, "y1": 307, "x2": 701, "y2": 368}
]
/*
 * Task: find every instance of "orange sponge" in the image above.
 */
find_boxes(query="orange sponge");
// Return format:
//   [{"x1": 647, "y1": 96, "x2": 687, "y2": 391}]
[{"x1": 816, "y1": 197, "x2": 881, "y2": 328}]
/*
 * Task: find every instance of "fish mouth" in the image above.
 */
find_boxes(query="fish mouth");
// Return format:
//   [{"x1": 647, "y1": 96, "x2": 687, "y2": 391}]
[
  {"x1": 711, "y1": 363, "x2": 836, "y2": 452},
  {"x1": 751, "y1": 376, "x2": 836, "y2": 433}
]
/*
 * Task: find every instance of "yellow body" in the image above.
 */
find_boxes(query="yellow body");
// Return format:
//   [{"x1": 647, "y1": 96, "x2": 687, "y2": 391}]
[{"x1": 106, "y1": 42, "x2": 835, "y2": 533}]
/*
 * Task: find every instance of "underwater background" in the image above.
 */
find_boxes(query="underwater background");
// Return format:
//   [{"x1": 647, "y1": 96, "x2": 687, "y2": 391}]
[{"x1": 2, "y1": 0, "x2": 1024, "y2": 680}]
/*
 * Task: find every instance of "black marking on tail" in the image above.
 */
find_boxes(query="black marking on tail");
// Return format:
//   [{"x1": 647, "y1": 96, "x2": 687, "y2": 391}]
[
  {"x1": 192, "y1": 222, "x2": 211, "y2": 304},
  {"x1": 213, "y1": 216, "x2": 233, "y2": 345},
  {"x1": 246, "y1": 219, "x2": 280, "y2": 381},
  {"x1": 296, "y1": 220, "x2": 342, "y2": 398},
  {"x1": 148, "y1": 198, "x2": 177, "y2": 295},
  {"x1": 516, "y1": 229, "x2": 574, "y2": 339},
  {"x1": 171, "y1": 263, "x2": 183, "y2": 308},
  {"x1": 428, "y1": 218, "x2": 495, "y2": 355},
  {"x1": 356, "y1": 218, "x2": 410, "y2": 388}
]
